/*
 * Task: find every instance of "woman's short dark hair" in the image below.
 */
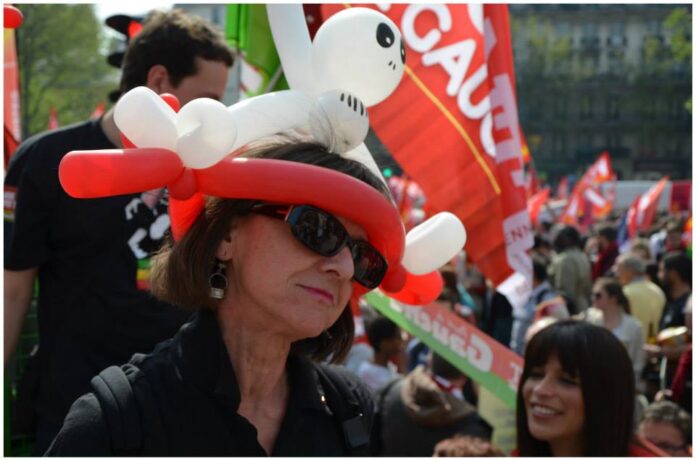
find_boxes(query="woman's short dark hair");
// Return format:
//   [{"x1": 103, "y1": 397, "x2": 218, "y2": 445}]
[
  {"x1": 150, "y1": 140, "x2": 391, "y2": 364},
  {"x1": 595, "y1": 277, "x2": 631, "y2": 314},
  {"x1": 120, "y1": 9, "x2": 234, "y2": 92},
  {"x1": 516, "y1": 320, "x2": 635, "y2": 456}
]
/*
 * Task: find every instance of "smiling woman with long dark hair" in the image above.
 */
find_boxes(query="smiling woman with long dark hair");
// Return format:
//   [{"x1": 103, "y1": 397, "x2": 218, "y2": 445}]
[{"x1": 516, "y1": 320, "x2": 638, "y2": 456}]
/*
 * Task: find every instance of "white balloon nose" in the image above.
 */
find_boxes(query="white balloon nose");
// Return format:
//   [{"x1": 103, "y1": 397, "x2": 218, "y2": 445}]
[
  {"x1": 175, "y1": 99, "x2": 238, "y2": 169},
  {"x1": 114, "y1": 86, "x2": 178, "y2": 151},
  {"x1": 402, "y1": 212, "x2": 467, "y2": 275}
]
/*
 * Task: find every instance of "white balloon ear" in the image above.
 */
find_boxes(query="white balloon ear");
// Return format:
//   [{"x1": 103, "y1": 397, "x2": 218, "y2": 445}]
[
  {"x1": 311, "y1": 90, "x2": 369, "y2": 154},
  {"x1": 114, "y1": 86, "x2": 178, "y2": 150},
  {"x1": 402, "y1": 212, "x2": 467, "y2": 275},
  {"x1": 175, "y1": 99, "x2": 238, "y2": 169}
]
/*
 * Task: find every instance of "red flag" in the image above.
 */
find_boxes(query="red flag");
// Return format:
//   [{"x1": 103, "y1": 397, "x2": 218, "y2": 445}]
[
  {"x1": 4, "y1": 28, "x2": 21, "y2": 165},
  {"x1": 559, "y1": 152, "x2": 614, "y2": 227},
  {"x1": 527, "y1": 187, "x2": 551, "y2": 227},
  {"x1": 90, "y1": 101, "x2": 106, "y2": 119},
  {"x1": 627, "y1": 176, "x2": 669, "y2": 239},
  {"x1": 48, "y1": 106, "x2": 59, "y2": 130},
  {"x1": 520, "y1": 130, "x2": 531, "y2": 165},
  {"x1": 322, "y1": 4, "x2": 533, "y2": 308},
  {"x1": 556, "y1": 176, "x2": 569, "y2": 200}
]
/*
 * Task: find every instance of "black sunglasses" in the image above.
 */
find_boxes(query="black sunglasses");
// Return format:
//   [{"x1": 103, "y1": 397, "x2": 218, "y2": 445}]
[{"x1": 250, "y1": 204, "x2": 388, "y2": 289}]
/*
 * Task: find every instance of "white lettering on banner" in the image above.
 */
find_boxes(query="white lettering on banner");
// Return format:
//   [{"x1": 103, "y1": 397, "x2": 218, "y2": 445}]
[
  {"x1": 504, "y1": 209, "x2": 533, "y2": 252},
  {"x1": 467, "y1": 335, "x2": 494, "y2": 371},
  {"x1": 402, "y1": 305, "x2": 493, "y2": 373},
  {"x1": 423, "y1": 40, "x2": 477, "y2": 97},
  {"x1": 480, "y1": 112, "x2": 496, "y2": 157},
  {"x1": 457, "y1": 65, "x2": 490, "y2": 119},
  {"x1": 483, "y1": 18, "x2": 496, "y2": 59},
  {"x1": 467, "y1": 4, "x2": 484, "y2": 34},
  {"x1": 401, "y1": 4, "x2": 452, "y2": 53},
  {"x1": 490, "y1": 75, "x2": 522, "y2": 165},
  {"x1": 508, "y1": 362, "x2": 523, "y2": 389}
]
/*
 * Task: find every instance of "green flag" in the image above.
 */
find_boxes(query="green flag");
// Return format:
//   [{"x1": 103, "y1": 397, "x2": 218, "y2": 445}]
[{"x1": 225, "y1": 4, "x2": 288, "y2": 98}]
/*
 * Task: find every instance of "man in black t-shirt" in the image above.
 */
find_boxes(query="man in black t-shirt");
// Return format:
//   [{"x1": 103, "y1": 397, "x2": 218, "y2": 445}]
[
  {"x1": 658, "y1": 252, "x2": 692, "y2": 331},
  {"x1": 4, "y1": 9, "x2": 234, "y2": 453}
]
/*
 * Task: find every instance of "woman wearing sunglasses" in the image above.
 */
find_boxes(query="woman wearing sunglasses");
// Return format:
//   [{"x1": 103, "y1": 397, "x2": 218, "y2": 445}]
[
  {"x1": 516, "y1": 320, "x2": 665, "y2": 456},
  {"x1": 583, "y1": 277, "x2": 645, "y2": 391},
  {"x1": 45, "y1": 139, "x2": 411, "y2": 456}
]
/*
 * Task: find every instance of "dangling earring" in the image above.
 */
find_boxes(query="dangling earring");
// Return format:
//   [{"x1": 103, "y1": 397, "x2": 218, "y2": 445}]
[{"x1": 209, "y1": 261, "x2": 228, "y2": 299}]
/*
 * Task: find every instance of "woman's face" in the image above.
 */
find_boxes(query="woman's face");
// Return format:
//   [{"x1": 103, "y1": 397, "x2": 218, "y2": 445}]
[
  {"x1": 522, "y1": 354, "x2": 585, "y2": 450},
  {"x1": 591, "y1": 285, "x2": 611, "y2": 311},
  {"x1": 219, "y1": 210, "x2": 360, "y2": 340}
]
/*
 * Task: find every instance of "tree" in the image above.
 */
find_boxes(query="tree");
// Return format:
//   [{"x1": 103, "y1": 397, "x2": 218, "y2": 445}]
[{"x1": 16, "y1": 4, "x2": 118, "y2": 138}]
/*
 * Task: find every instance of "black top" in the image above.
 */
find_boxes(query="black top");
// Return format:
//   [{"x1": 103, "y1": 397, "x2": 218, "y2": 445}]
[
  {"x1": 659, "y1": 292, "x2": 689, "y2": 331},
  {"x1": 46, "y1": 310, "x2": 375, "y2": 456},
  {"x1": 4, "y1": 119, "x2": 190, "y2": 444}
]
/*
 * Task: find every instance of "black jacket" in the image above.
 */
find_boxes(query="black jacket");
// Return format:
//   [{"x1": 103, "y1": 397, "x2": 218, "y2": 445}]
[{"x1": 46, "y1": 310, "x2": 374, "y2": 456}]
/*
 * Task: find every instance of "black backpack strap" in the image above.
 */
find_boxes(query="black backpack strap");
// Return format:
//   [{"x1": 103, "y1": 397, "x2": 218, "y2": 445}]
[
  {"x1": 315, "y1": 365, "x2": 371, "y2": 455},
  {"x1": 90, "y1": 365, "x2": 143, "y2": 454},
  {"x1": 370, "y1": 377, "x2": 401, "y2": 456}
]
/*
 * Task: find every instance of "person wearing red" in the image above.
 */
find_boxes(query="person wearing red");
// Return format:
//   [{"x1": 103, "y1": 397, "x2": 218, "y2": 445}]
[{"x1": 591, "y1": 224, "x2": 619, "y2": 280}]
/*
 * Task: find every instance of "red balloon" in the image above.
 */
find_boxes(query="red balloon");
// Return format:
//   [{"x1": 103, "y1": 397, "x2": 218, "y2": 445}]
[
  {"x1": 4, "y1": 5, "x2": 23, "y2": 29},
  {"x1": 160, "y1": 93, "x2": 180, "y2": 112},
  {"x1": 169, "y1": 193, "x2": 205, "y2": 241},
  {"x1": 383, "y1": 270, "x2": 443, "y2": 306},
  {"x1": 168, "y1": 167, "x2": 197, "y2": 200},
  {"x1": 58, "y1": 148, "x2": 182, "y2": 198}
]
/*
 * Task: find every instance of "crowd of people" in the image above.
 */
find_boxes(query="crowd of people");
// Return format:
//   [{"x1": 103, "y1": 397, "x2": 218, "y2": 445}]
[
  {"x1": 3, "y1": 5, "x2": 692, "y2": 457},
  {"x1": 344, "y1": 212, "x2": 692, "y2": 456}
]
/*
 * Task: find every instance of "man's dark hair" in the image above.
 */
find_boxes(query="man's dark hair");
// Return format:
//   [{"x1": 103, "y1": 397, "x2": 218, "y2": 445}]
[
  {"x1": 532, "y1": 256, "x2": 547, "y2": 282},
  {"x1": 120, "y1": 9, "x2": 234, "y2": 92},
  {"x1": 662, "y1": 251, "x2": 692, "y2": 286},
  {"x1": 641, "y1": 400, "x2": 692, "y2": 445},
  {"x1": 517, "y1": 320, "x2": 635, "y2": 456},
  {"x1": 597, "y1": 223, "x2": 617, "y2": 242},
  {"x1": 365, "y1": 315, "x2": 400, "y2": 353},
  {"x1": 430, "y1": 352, "x2": 463, "y2": 381},
  {"x1": 553, "y1": 225, "x2": 581, "y2": 252}
]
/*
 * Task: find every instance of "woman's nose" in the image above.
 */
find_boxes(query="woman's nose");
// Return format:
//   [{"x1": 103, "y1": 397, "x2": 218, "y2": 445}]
[
  {"x1": 532, "y1": 375, "x2": 555, "y2": 396},
  {"x1": 320, "y1": 245, "x2": 355, "y2": 280}
]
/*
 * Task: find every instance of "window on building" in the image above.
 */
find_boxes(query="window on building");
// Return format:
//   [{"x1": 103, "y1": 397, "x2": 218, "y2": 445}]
[
  {"x1": 607, "y1": 22, "x2": 626, "y2": 47},
  {"x1": 580, "y1": 95, "x2": 594, "y2": 120},
  {"x1": 581, "y1": 23, "x2": 599, "y2": 47},
  {"x1": 605, "y1": 95, "x2": 620, "y2": 120}
]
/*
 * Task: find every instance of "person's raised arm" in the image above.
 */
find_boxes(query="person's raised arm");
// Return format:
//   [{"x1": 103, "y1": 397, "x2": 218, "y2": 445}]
[{"x1": 4, "y1": 267, "x2": 38, "y2": 366}]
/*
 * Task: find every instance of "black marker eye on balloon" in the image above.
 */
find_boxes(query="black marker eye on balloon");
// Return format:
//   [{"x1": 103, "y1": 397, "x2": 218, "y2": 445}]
[
  {"x1": 376, "y1": 22, "x2": 395, "y2": 48},
  {"x1": 400, "y1": 39, "x2": 406, "y2": 64}
]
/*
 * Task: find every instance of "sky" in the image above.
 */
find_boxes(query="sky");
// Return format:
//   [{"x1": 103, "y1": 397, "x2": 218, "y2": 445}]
[{"x1": 95, "y1": 2, "x2": 174, "y2": 22}]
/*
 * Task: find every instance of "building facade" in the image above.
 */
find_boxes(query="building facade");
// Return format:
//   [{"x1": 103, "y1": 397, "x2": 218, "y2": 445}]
[{"x1": 510, "y1": 4, "x2": 691, "y2": 182}]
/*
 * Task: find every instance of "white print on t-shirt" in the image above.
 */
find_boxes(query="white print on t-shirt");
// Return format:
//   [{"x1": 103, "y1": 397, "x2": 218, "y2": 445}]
[{"x1": 124, "y1": 189, "x2": 169, "y2": 261}]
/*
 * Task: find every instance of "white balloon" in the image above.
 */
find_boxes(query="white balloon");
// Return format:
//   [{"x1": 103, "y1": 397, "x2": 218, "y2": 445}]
[
  {"x1": 312, "y1": 8, "x2": 405, "y2": 106},
  {"x1": 311, "y1": 90, "x2": 369, "y2": 154},
  {"x1": 175, "y1": 99, "x2": 238, "y2": 169},
  {"x1": 114, "y1": 86, "x2": 177, "y2": 151},
  {"x1": 341, "y1": 143, "x2": 387, "y2": 187},
  {"x1": 402, "y1": 212, "x2": 467, "y2": 275},
  {"x1": 228, "y1": 90, "x2": 315, "y2": 148},
  {"x1": 266, "y1": 4, "x2": 314, "y2": 94}
]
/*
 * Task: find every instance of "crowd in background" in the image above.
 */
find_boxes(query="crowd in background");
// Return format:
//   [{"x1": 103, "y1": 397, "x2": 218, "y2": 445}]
[{"x1": 344, "y1": 210, "x2": 692, "y2": 456}]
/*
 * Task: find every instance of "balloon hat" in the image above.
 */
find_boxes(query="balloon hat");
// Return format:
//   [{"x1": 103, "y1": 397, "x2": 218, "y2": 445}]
[{"x1": 58, "y1": 5, "x2": 466, "y2": 304}]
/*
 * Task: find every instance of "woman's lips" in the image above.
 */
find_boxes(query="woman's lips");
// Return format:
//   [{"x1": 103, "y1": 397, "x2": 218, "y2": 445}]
[{"x1": 299, "y1": 285, "x2": 334, "y2": 304}]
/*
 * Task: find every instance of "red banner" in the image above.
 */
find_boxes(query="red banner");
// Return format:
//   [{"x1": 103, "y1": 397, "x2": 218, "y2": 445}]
[
  {"x1": 322, "y1": 4, "x2": 533, "y2": 308},
  {"x1": 559, "y1": 152, "x2": 614, "y2": 228},
  {"x1": 627, "y1": 176, "x2": 669, "y2": 239},
  {"x1": 669, "y1": 180, "x2": 692, "y2": 213},
  {"x1": 527, "y1": 187, "x2": 550, "y2": 227},
  {"x1": 4, "y1": 28, "x2": 21, "y2": 165}
]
